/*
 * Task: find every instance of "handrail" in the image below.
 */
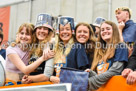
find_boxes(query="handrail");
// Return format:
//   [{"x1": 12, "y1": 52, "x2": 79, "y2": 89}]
[
  {"x1": 97, "y1": 75, "x2": 136, "y2": 91},
  {"x1": 0, "y1": 81, "x2": 52, "y2": 89},
  {"x1": 1, "y1": 76, "x2": 136, "y2": 91}
]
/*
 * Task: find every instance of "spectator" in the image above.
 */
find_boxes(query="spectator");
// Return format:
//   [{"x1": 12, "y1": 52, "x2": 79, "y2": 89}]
[
  {"x1": 122, "y1": 41, "x2": 136, "y2": 85},
  {"x1": 0, "y1": 30, "x2": 6, "y2": 59},
  {"x1": 86, "y1": 21, "x2": 128, "y2": 90},
  {"x1": 93, "y1": 17, "x2": 106, "y2": 37},
  {"x1": 22, "y1": 13, "x2": 55, "y2": 83},
  {"x1": 115, "y1": 7, "x2": 136, "y2": 56},
  {"x1": 115, "y1": 7, "x2": 136, "y2": 42},
  {"x1": 50, "y1": 16, "x2": 89, "y2": 83},
  {"x1": 5, "y1": 23, "x2": 48, "y2": 85},
  {"x1": 75, "y1": 22, "x2": 96, "y2": 68}
]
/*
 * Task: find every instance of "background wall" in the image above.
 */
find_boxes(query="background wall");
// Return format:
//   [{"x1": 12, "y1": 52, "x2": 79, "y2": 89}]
[{"x1": 0, "y1": 0, "x2": 136, "y2": 41}]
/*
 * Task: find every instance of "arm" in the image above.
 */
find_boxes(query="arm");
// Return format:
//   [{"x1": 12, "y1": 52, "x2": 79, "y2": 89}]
[
  {"x1": 28, "y1": 74, "x2": 49, "y2": 82},
  {"x1": 8, "y1": 50, "x2": 55, "y2": 75},
  {"x1": 118, "y1": 21, "x2": 125, "y2": 42},
  {"x1": 22, "y1": 58, "x2": 54, "y2": 83},
  {"x1": 88, "y1": 61, "x2": 124, "y2": 90},
  {"x1": 8, "y1": 54, "x2": 45, "y2": 75},
  {"x1": 43, "y1": 58, "x2": 54, "y2": 78}
]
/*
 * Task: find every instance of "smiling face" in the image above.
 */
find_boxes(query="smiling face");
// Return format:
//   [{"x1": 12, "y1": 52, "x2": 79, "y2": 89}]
[
  {"x1": 18, "y1": 27, "x2": 32, "y2": 44},
  {"x1": 36, "y1": 26, "x2": 49, "y2": 42},
  {"x1": 59, "y1": 23, "x2": 72, "y2": 44},
  {"x1": 76, "y1": 25, "x2": 90, "y2": 44},
  {"x1": 100, "y1": 23, "x2": 113, "y2": 43}
]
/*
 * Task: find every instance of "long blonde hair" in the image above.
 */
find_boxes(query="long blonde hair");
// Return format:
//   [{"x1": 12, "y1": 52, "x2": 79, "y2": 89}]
[
  {"x1": 31, "y1": 27, "x2": 53, "y2": 57},
  {"x1": 54, "y1": 34, "x2": 74, "y2": 63},
  {"x1": 91, "y1": 21, "x2": 121, "y2": 70}
]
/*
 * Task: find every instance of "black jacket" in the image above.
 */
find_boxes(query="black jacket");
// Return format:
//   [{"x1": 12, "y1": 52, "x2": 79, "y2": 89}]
[{"x1": 127, "y1": 41, "x2": 136, "y2": 70}]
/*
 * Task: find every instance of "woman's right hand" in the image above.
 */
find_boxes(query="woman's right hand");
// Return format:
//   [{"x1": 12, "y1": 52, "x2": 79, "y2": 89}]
[
  {"x1": 50, "y1": 76, "x2": 60, "y2": 84},
  {"x1": 126, "y1": 71, "x2": 136, "y2": 85},
  {"x1": 121, "y1": 68, "x2": 133, "y2": 78}
]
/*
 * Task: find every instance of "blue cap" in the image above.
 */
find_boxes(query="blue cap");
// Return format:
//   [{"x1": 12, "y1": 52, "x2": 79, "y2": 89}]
[
  {"x1": 56, "y1": 16, "x2": 75, "y2": 34},
  {"x1": 93, "y1": 17, "x2": 106, "y2": 27},
  {"x1": 35, "y1": 13, "x2": 53, "y2": 31}
]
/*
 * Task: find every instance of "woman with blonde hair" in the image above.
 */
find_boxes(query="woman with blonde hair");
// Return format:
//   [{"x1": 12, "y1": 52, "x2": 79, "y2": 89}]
[
  {"x1": 86, "y1": 21, "x2": 128, "y2": 90},
  {"x1": 5, "y1": 23, "x2": 48, "y2": 85},
  {"x1": 22, "y1": 13, "x2": 55, "y2": 83},
  {"x1": 50, "y1": 16, "x2": 89, "y2": 83}
]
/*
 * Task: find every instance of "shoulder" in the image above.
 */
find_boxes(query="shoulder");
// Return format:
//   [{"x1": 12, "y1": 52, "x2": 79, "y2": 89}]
[
  {"x1": 0, "y1": 49, "x2": 6, "y2": 53},
  {"x1": 115, "y1": 42, "x2": 127, "y2": 49},
  {"x1": 6, "y1": 46, "x2": 20, "y2": 55},
  {"x1": 113, "y1": 43, "x2": 128, "y2": 62},
  {"x1": 115, "y1": 43, "x2": 128, "y2": 54},
  {"x1": 6, "y1": 46, "x2": 17, "y2": 51}
]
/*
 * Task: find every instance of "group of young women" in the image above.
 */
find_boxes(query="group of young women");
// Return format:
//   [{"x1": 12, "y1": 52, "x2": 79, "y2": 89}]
[{"x1": 4, "y1": 13, "x2": 132, "y2": 90}]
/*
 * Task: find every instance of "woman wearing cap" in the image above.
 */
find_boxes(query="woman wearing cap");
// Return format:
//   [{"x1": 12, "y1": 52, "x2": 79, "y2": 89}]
[
  {"x1": 5, "y1": 23, "x2": 49, "y2": 85},
  {"x1": 86, "y1": 21, "x2": 128, "y2": 90},
  {"x1": 75, "y1": 22, "x2": 96, "y2": 68},
  {"x1": 50, "y1": 16, "x2": 89, "y2": 83},
  {"x1": 22, "y1": 14, "x2": 55, "y2": 83},
  {"x1": 93, "y1": 17, "x2": 106, "y2": 38}
]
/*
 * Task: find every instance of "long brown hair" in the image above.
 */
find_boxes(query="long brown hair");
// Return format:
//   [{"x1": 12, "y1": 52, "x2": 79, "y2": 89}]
[
  {"x1": 75, "y1": 22, "x2": 96, "y2": 57},
  {"x1": 91, "y1": 21, "x2": 121, "y2": 70}
]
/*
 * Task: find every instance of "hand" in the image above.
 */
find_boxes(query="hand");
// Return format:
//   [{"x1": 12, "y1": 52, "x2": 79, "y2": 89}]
[
  {"x1": 122, "y1": 68, "x2": 133, "y2": 78},
  {"x1": 47, "y1": 50, "x2": 55, "y2": 59},
  {"x1": 118, "y1": 21, "x2": 125, "y2": 33},
  {"x1": 50, "y1": 76, "x2": 60, "y2": 84},
  {"x1": 21, "y1": 75, "x2": 32, "y2": 84},
  {"x1": 85, "y1": 69, "x2": 91, "y2": 72},
  {"x1": 126, "y1": 71, "x2": 136, "y2": 85},
  {"x1": 42, "y1": 49, "x2": 55, "y2": 61}
]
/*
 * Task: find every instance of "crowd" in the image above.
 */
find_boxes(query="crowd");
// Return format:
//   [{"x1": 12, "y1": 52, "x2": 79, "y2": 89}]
[{"x1": 0, "y1": 6, "x2": 136, "y2": 91}]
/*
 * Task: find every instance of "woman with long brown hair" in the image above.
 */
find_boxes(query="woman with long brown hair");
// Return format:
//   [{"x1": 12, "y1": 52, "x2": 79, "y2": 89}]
[
  {"x1": 87, "y1": 21, "x2": 128, "y2": 90},
  {"x1": 75, "y1": 22, "x2": 96, "y2": 68},
  {"x1": 5, "y1": 23, "x2": 48, "y2": 85}
]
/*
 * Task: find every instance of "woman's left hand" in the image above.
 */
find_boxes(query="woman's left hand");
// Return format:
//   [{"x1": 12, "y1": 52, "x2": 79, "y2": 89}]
[
  {"x1": 43, "y1": 49, "x2": 55, "y2": 61},
  {"x1": 21, "y1": 75, "x2": 32, "y2": 84},
  {"x1": 50, "y1": 76, "x2": 60, "y2": 84}
]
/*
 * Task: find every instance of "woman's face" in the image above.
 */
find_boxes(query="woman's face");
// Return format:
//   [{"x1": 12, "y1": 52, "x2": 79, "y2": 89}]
[
  {"x1": 59, "y1": 24, "x2": 72, "y2": 44},
  {"x1": 100, "y1": 23, "x2": 113, "y2": 43},
  {"x1": 36, "y1": 26, "x2": 49, "y2": 41},
  {"x1": 18, "y1": 27, "x2": 32, "y2": 44},
  {"x1": 76, "y1": 25, "x2": 90, "y2": 44}
]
